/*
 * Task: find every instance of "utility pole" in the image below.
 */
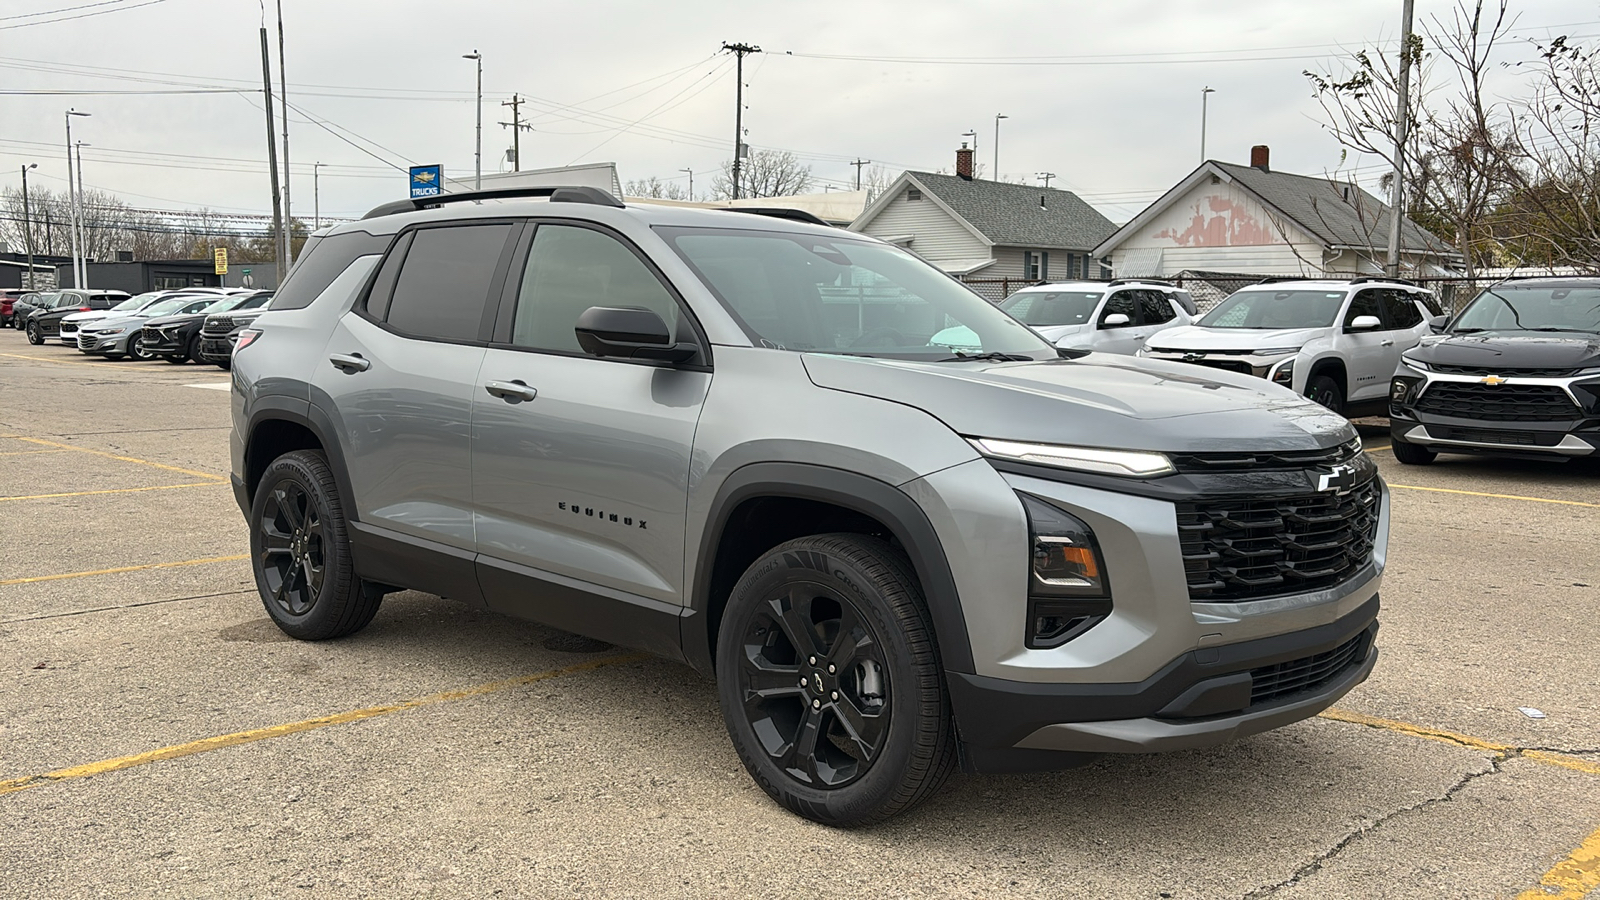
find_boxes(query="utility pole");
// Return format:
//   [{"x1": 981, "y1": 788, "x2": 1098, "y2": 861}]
[
  {"x1": 680, "y1": 166, "x2": 694, "y2": 199},
  {"x1": 851, "y1": 158, "x2": 870, "y2": 191},
  {"x1": 463, "y1": 51, "x2": 482, "y2": 189},
  {"x1": 993, "y1": 114, "x2": 1008, "y2": 181},
  {"x1": 64, "y1": 109, "x2": 89, "y2": 289},
  {"x1": 1200, "y1": 86, "x2": 1215, "y2": 161},
  {"x1": 721, "y1": 42, "x2": 760, "y2": 200},
  {"x1": 74, "y1": 140, "x2": 89, "y2": 286},
  {"x1": 1386, "y1": 0, "x2": 1416, "y2": 278},
  {"x1": 260, "y1": 28, "x2": 286, "y2": 280},
  {"x1": 277, "y1": 0, "x2": 293, "y2": 266},
  {"x1": 313, "y1": 161, "x2": 322, "y2": 230},
  {"x1": 500, "y1": 94, "x2": 528, "y2": 172},
  {"x1": 20, "y1": 164, "x2": 37, "y2": 290},
  {"x1": 1037, "y1": 172, "x2": 1055, "y2": 188}
]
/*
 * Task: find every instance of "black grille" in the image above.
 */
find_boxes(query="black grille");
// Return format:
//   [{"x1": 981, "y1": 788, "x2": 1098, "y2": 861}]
[
  {"x1": 1415, "y1": 383, "x2": 1581, "y2": 421},
  {"x1": 1431, "y1": 425, "x2": 1566, "y2": 446},
  {"x1": 1178, "y1": 478, "x2": 1381, "y2": 602},
  {"x1": 202, "y1": 316, "x2": 234, "y2": 337},
  {"x1": 1184, "y1": 358, "x2": 1255, "y2": 375},
  {"x1": 1251, "y1": 632, "x2": 1369, "y2": 706},
  {"x1": 1430, "y1": 364, "x2": 1579, "y2": 378},
  {"x1": 142, "y1": 327, "x2": 161, "y2": 341},
  {"x1": 1170, "y1": 439, "x2": 1362, "y2": 473}
]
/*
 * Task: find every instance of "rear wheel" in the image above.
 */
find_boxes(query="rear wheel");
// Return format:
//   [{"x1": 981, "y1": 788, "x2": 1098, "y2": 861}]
[
  {"x1": 716, "y1": 534, "x2": 955, "y2": 827},
  {"x1": 250, "y1": 449, "x2": 382, "y2": 640},
  {"x1": 25, "y1": 320, "x2": 43, "y2": 345},
  {"x1": 1390, "y1": 438, "x2": 1437, "y2": 465},
  {"x1": 1307, "y1": 375, "x2": 1344, "y2": 415}
]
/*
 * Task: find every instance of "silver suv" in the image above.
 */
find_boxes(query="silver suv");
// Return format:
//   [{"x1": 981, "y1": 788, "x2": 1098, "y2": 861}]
[{"x1": 229, "y1": 187, "x2": 1388, "y2": 826}]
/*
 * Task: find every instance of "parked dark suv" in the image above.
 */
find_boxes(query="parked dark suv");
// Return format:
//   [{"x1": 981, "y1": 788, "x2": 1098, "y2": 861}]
[
  {"x1": 143, "y1": 290, "x2": 273, "y2": 363},
  {"x1": 25, "y1": 289, "x2": 131, "y2": 344},
  {"x1": 1389, "y1": 277, "x2": 1600, "y2": 463},
  {"x1": 198, "y1": 295, "x2": 274, "y2": 368},
  {"x1": 229, "y1": 186, "x2": 1386, "y2": 826}
]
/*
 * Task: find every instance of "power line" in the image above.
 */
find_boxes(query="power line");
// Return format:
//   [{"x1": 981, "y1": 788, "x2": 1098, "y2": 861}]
[{"x1": 0, "y1": 0, "x2": 166, "y2": 29}]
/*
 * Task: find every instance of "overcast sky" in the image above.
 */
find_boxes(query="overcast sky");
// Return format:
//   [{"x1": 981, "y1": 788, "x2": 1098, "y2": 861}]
[{"x1": 2, "y1": 0, "x2": 1593, "y2": 225}]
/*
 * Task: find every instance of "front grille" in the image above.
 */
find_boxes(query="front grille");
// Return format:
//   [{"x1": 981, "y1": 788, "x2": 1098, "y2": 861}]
[
  {"x1": 1415, "y1": 383, "x2": 1581, "y2": 421},
  {"x1": 1431, "y1": 364, "x2": 1579, "y2": 378},
  {"x1": 1431, "y1": 425, "x2": 1565, "y2": 447},
  {"x1": 1250, "y1": 632, "x2": 1370, "y2": 706},
  {"x1": 1184, "y1": 358, "x2": 1256, "y2": 375},
  {"x1": 1178, "y1": 478, "x2": 1382, "y2": 602},
  {"x1": 143, "y1": 327, "x2": 161, "y2": 342},
  {"x1": 202, "y1": 316, "x2": 234, "y2": 338},
  {"x1": 60, "y1": 321, "x2": 79, "y2": 335},
  {"x1": 77, "y1": 334, "x2": 99, "y2": 351},
  {"x1": 1171, "y1": 439, "x2": 1362, "y2": 473}
]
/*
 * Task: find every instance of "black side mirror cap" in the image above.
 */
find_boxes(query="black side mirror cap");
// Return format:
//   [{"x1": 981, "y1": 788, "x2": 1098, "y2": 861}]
[{"x1": 574, "y1": 306, "x2": 698, "y2": 364}]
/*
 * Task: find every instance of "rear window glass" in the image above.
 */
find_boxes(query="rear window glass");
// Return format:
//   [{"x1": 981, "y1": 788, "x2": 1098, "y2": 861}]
[
  {"x1": 271, "y1": 230, "x2": 393, "y2": 311},
  {"x1": 384, "y1": 224, "x2": 513, "y2": 343}
]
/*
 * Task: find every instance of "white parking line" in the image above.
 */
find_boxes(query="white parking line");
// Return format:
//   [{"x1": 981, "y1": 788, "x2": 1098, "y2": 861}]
[{"x1": 185, "y1": 383, "x2": 231, "y2": 392}]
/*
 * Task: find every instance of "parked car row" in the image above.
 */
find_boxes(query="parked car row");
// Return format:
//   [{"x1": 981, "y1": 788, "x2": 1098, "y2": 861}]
[{"x1": 9, "y1": 287, "x2": 272, "y2": 366}]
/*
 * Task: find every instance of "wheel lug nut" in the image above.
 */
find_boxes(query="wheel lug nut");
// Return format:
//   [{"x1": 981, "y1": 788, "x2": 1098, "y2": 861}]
[
  {"x1": 808, "y1": 656, "x2": 816, "y2": 665},
  {"x1": 812, "y1": 699, "x2": 821, "y2": 709},
  {"x1": 800, "y1": 677, "x2": 807, "y2": 687},
  {"x1": 827, "y1": 664, "x2": 836, "y2": 674},
  {"x1": 830, "y1": 691, "x2": 838, "y2": 700}
]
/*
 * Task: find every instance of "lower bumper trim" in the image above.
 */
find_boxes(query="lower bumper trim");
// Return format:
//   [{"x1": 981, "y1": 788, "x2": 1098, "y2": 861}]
[{"x1": 1402, "y1": 424, "x2": 1595, "y2": 456}]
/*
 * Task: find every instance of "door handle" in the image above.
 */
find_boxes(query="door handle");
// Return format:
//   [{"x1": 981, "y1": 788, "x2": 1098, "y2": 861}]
[
  {"x1": 328, "y1": 352, "x2": 370, "y2": 373},
  {"x1": 484, "y1": 379, "x2": 538, "y2": 402},
  {"x1": 1380, "y1": 340, "x2": 1395, "y2": 347}
]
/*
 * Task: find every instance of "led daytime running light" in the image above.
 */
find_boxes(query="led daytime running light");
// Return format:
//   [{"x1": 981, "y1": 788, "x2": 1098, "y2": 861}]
[{"x1": 972, "y1": 438, "x2": 1176, "y2": 478}]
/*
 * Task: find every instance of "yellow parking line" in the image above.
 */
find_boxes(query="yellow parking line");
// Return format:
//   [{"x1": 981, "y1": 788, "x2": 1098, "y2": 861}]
[
  {"x1": 0, "y1": 482, "x2": 226, "y2": 502},
  {"x1": 1387, "y1": 484, "x2": 1600, "y2": 509},
  {"x1": 0, "y1": 448, "x2": 72, "y2": 457},
  {"x1": 1516, "y1": 824, "x2": 1600, "y2": 900},
  {"x1": 1321, "y1": 708, "x2": 1600, "y2": 776},
  {"x1": 0, "y1": 352, "x2": 116, "y2": 368},
  {"x1": 11, "y1": 436, "x2": 224, "y2": 481},
  {"x1": 1363, "y1": 443, "x2": 1392, "y2": 453},
  {"x1": 0, "y1": 553, "x2": 249, "y2": 586},
  {"x1": 0, "y1": 654, "x2": 645, "y2": 798}
]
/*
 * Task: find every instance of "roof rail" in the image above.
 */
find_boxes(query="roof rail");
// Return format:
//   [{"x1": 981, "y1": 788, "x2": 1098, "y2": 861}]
[
  {"x1": 361, "y1": 185, "x2": 624, "y2": 220},
  {"x1": 720, "y1": 207, "x2": 831, "y2": 227},
  {"x1": 1106, "y1": 277, "x2": 1174, "y2": 287},
  {"x1": 1349, "y1": 275, "x2": 1417, "y2": 286}
]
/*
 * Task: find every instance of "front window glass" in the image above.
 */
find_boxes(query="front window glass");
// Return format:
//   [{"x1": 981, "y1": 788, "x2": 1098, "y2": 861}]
[
  {"x1": 1199, "y1": 290, "x2": 1347, "y2": 329},
  {"x1": 660, "y1": 227, "x2": 1053, "y2": 358},
  {"x1": 512, "y1": 224, "x2": 680, "y2": 353},
  {"x1": 1452, "y1": 285, "x2": 1600, "y2": 333},
  {"x1": 1000, "y1": 291, "x2": 1102, "y2": 327}
]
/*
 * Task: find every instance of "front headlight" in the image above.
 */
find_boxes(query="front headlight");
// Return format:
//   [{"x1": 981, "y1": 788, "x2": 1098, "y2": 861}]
[
  {"x1": 1019, "y1": 494, "x2": 1111, "y2": 648},
  {"x1": 1399, "y1": 353, "x2": 1430, "y2": 372},
  {"x1": 1271, "y1": 357, "x2": 1295, "y2": 386},
  {"x1": 98, "y1": 328, "x2": 126, "y2": 335},
  {"x1": 1256, "y1": 346, "x2": 1303, "y2": 356},
  {"x1": 971, "y1": 437, "x2": 1176, "y2": 478}
]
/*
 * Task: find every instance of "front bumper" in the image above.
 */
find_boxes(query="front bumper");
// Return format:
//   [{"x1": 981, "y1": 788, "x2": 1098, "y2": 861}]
[
  {"x1": 1390, "y1": 369, "x2": 1600, "y2": 457},
  {"x1": 141, "y1": 326, "x2": 190, "y2": 356},
  {"x1": 77, "y1": 331, "x2": 132, "y2": 354},
  {"x1": 198, "y1": 334, "x2": 233, "y2": 360}
]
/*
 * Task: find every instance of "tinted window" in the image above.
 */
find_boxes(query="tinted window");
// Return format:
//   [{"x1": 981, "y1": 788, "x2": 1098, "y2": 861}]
[
  {"x1": 1000, "y1": 290, "x2": 1102, "y2": 327},
  {"x1": 1344, "y1": 291, "x2": 1384, "y2": 328},
  {"x1": 364, "y1": 232, "x2": 413, "y2": 321},
  {"x1": 385, "y1": 224, "x2": 512, "y2": 342},
  {"x1": 1139, "y1": 291, "x2": 1177, "y2": 325},
  {"x1": 273, "y1": 230, "x2": 393, "y2": 311},
  {"x1": 512, "y1": 225, "x2": 680, "y2": 353},
  {"x1": 1452, "y1": 284, "x2": 1600, "y2": 333},
  {"x1": 1382, "y1": 291, "x2": 1424, "y2": 329},
  {"x1": 1099, "y1": 291, "x2": 1137, "y2": 327}
]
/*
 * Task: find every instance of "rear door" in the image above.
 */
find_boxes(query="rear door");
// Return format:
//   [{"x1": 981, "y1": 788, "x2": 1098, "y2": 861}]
[
  {"x1": 1380, "y1": 289, "x2": 1430, "y2": 361},
  {"x1": 311, "y1": 220, "x2": 517, "y2": 561},
  {"x1": 1092, "y1": 289, "x2": 1144, "y2": 354},
  {"x1": 1131, "y1": 289, "x2": 1181, "y2": 351}
]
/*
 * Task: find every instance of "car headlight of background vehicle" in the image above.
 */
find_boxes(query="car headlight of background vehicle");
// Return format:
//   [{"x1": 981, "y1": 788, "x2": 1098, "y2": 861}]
[
  {"x1": 970, "y1": 437, "x2": 1176, "y2": 477},
  {"x1": 1019, "y1": 493, "x2": 1111, "y2": 648},
  {"x1": 1399, "y1": 352, "x2": 1430, "y2": 373},
  {"x1": 1270, "y1": 357, "x2": 1295, "y2": 386}
]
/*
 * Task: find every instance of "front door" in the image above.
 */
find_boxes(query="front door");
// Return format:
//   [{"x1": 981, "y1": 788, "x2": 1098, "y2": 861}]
[
  {"x1": 1341, "y1": 289, "x2": 1394, "y2": 403},
  {"x1": 1092, "y1": 289, "x2": 1145, "y2": 355},
  {"x1": 471, "y1": 221, "x2": 710, "y2": 612}
]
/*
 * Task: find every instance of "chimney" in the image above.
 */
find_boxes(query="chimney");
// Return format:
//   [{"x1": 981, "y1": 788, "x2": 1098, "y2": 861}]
[
  {"x1": 1250, "y1": 145, "x2": 1270, "y2": 172},
  {"x1": 955, "y1": 143, "x2": 974, "y2": 180}
]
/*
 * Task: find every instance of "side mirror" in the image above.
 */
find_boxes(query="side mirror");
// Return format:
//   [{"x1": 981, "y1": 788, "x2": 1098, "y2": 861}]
[
  {"x1": 1101, "y1": 313, "x2": 1131, "y2": 328},
  {"x1": 574, "y1": 306, "x2": 697, "y2": 364},
  {"x1": 1428, "y1": 314, "x2": 1449, "y2": 333},
  {"x1": 1348, "y1": 315, "x2": 1382, "y2": 331}
]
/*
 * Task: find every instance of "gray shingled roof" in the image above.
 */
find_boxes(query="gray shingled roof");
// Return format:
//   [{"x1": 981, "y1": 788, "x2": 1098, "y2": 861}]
[
  {"x1": 906, "y1": 171, "x2": 1117, "y2": 250},
  {"x1": 1213, "y1": 162, "x2": 1453, "y2": 255}
]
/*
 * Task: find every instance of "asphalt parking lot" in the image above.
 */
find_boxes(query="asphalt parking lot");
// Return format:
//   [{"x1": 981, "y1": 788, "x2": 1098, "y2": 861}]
[{"x1": 1, "y1": 329, "x2": 1597, "y2": 900}]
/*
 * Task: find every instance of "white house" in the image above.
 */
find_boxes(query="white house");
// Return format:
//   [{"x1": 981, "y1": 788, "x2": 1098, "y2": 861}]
[{"x1": 1094, "y1": 146, "x2": 1461, "y2": 279}]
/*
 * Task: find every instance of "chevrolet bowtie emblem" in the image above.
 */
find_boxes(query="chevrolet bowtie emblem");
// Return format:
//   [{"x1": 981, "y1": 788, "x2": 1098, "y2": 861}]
[{"x1": 1480, "y1": 375, "x2": 1508, "y2": 386}]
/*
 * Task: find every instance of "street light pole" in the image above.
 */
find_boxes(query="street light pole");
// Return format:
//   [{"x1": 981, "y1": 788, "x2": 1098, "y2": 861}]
[
  {"x1": 463, "y1": 51, "x2": 482, "y2": 189},
  {"x1": 1200, "y1": 86, "x2": 1215, "y2": 161},
  {"x1": 20, "y1": 164, "x2": 37, "y2": 290},
  {"x1": 1386, "y1": 0, "x2": 1416, "y2": 278},
  {"x1": 993, "y1": 114, "x2": 1008, "y2": 181},
  {"x1": 313, "y1": 161, "x2": 322, "y2": 230},
  {"x1": 74, "y1": 140, "x2": 90, "y2": 287},
  {"x1": 64, "y1": 109, "x2": 89, "y2": 289}
]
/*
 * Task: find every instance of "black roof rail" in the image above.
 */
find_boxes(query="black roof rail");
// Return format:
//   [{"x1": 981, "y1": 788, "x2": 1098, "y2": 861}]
[
  {"x1": 1106, "y1": 277, "x2": 1174, "y2": 287},
  {"x1": 719, "y1": 207, "x2": 831, "y2": 227},
  {"x1": 361, "y1": 185, "x2": 624, "y2": 220},
  {"x1": 1349, "y1": 275, "x2": 1417, "y2": 286}
]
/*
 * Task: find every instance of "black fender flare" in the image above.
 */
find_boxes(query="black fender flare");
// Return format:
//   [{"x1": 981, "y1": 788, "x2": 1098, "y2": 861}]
[
  {"x1": 684, "y1": 462, "x2": 974, "y2": 678},
  {"x1": 242, "y1": 395, "x2": 358, "y2": 526}
]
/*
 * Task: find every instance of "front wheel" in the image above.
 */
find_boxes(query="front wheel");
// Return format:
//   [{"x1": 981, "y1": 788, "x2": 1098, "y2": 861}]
[
  {"x1": 250, "y1": 449, "x2": 382, "y2": 640},
  {"x1": 128, "y1": 332, "x2": 155, "y2": 361},
  {"x1": 1390, "y1": 438, "x2": 1437, "y2": 465},
  {"x1": 1306, "y1": 375, "x2": 1344, "y2": 415},
  {"x1": 716, "y1": 534, "x2": 956, "y2": 827},
  {"x1": 25, "y1": 320, "x2": 43, "y2": 345}
]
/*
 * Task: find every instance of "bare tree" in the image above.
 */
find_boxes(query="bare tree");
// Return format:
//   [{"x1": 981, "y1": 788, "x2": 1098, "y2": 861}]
[
  {"x1": 860, "y1": 165, "x2": 897, "y2": 203},
  {"x1": 624, "y1": 176, "x2": 688, "y2": 201},
  {"x1": 710, "y1": 149, "x2": 813, "y2": 199}
]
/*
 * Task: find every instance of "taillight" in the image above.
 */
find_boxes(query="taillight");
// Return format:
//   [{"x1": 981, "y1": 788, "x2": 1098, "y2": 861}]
[
  {"x1": 78, "y1": 306, "x2": 91, "y2": 311},
  {"x1": 234, "y1": 328, "x2": 263, "y2": 352}
]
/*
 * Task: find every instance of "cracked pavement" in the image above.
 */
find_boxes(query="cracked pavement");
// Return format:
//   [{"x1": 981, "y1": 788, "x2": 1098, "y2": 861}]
[{"x1": 3, "y1": 334, "x2": 1599, "y2": 898}]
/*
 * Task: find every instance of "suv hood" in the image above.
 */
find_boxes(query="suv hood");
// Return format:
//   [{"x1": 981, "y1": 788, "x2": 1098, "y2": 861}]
[
  {"x1": 144, "y1": 311, "x2": 211, "y2": 328},
  {"x1": 86, "y1": 312, "x2": 160, "y2": 332},
  {"x1": 1146, "y1": 325, "x2": 1325, "y2": 352},
  {"x1": 802, "y1": 353, "x2": 1353, "y2": 453},
  {"x1": 1409, "y1": 331, "x2": 1600, "y2": 370}
]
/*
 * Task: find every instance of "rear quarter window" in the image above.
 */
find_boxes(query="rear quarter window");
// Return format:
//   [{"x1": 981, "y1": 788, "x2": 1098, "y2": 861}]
[{"x1": 270, "y1": 230, "x2": 394, "y2": 311}]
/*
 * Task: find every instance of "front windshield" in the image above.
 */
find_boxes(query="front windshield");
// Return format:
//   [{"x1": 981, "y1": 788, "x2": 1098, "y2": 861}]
[
  {"x1": 1000, "y1": 290, "x2": 1104, "y2": 327},
  {"x1": 1452, "y1": 285, "x2": 1600, "y2": 334},
  {"x1": 140, "y1": 297, "x2": 201, "y2": 316},
  {"x1": 33, "y1": 292, "x2": 59, "y2": 307},
  {"x1": 234, "y1": 292, "x2": 273, "y2": 311},
  {"x1": 1198, "y1": 290, "x2": 1347, "y2": 329},
  {"x1": 660, "y1": 227, "x2": 1054, "y2": 359},
  {"x1": 111, "y1": 292, "x2": 163, "y2": 312}
]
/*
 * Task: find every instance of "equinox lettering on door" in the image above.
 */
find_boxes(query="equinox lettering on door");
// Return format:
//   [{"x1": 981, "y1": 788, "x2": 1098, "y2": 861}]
[{"x1": 558, "y1": 502, "x2": 646, "y2": 529}]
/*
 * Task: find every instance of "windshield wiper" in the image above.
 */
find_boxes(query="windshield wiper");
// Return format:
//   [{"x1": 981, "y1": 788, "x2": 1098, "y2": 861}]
[
  {"x1": 934, "y1": 351, "x2": 1034, "y2": 363},
  {"x1": 1449, "y1": 327, "x2": 1488, "y2": 333},
  {"x1": 1526, "y1": 327, "x2": 1597, "y2": 333}
]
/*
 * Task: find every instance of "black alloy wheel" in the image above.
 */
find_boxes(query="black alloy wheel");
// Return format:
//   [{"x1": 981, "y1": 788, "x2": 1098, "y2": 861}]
[
  {"x1": 249, "y1": 450, "x2": 382, "y2": 640},
  {"x1": 717, "y1": 534, "x2": 955, "y2": 826},
  {"x1": 1306, "y1": 375, "x2": 1344, "y2": 415},
  {"x1": 25, "y1": 320, "x2": 43, "y2": 345}
]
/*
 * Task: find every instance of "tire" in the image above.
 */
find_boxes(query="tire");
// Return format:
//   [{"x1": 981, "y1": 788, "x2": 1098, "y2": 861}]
[
  {"x1": 128, "y1": 332, "x2": 155, "y2": 361},
  {"x1": 187, "y1": 334, "x2": 206, "y2": 364},
  {"x1": 25, "y1": 320, "x2": 43, "y2": 345},
  {"x1": 716, "y1": 533, "x2": 956, "y2": 827},
  {"x1": 1306, "y1": 375, "x2": 1344, "y2": 415},
  {"x1": 249, "y1": 449, "x2": 382, "y2": 640},
  {"x1": 163, "y1": 354, "x2": 187, "y2": 364},
  {"x1": 215, "y1": 358, "x2": 232, "y2": 370},
  {"x1": 1390, "y1": 438, "x2": 1437, "y2": 465}
]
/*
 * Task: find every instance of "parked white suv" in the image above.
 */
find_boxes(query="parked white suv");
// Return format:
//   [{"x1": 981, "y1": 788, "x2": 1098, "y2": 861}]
[
  {"x1": 933, "y1": 280, "x2": 1197, "y2": 355},
  {"x1": 1140, "y1": 278, "x2": 1443, "y2": 416}
]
